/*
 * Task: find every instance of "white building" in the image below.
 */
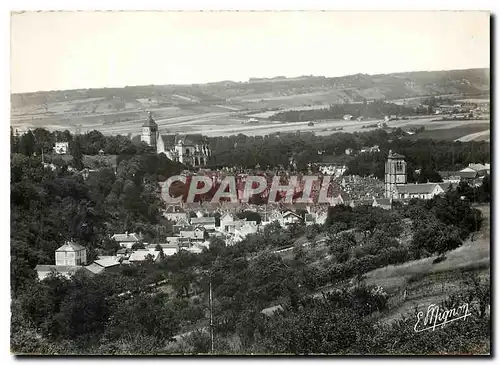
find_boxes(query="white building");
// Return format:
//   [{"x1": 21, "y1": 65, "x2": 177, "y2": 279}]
[
  {"x1": 35, "y1": 241, "x2": 88, "y2": 281},
  {"x1": 111, "y1": 232, "x2": 141, "y2": 249},
  {"x1": 53, "y1": 142, "x2": 69, "y2": 154}
]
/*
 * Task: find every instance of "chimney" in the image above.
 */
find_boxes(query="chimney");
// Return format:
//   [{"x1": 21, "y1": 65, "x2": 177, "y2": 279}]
[{"x1": 125, "y1": 231, "x2": 129, "y2": 236}]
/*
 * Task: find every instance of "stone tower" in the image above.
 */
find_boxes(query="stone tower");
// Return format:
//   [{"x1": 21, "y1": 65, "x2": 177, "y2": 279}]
[
  {"x1": 385, "y1": 150, "x2": 407, "y2": 198},
  {"x1": 141, "y1": 112, "x2": 158, "y2": 150}
]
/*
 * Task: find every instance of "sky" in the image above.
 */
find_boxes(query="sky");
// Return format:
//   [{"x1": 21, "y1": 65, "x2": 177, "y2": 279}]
[{"x1": 10, "y1": 11, "x2": 490, "y2": 93}]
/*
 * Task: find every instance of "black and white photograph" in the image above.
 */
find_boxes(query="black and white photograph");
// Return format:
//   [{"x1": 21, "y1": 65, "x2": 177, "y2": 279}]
[{"x1": 9, "y1": 9, "x2": 491, "y2": 356}]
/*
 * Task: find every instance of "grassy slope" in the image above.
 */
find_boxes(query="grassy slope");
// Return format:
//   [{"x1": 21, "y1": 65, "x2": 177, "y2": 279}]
[{"x1": 366, "y1": 204, "x2": 490, "y2": 323}]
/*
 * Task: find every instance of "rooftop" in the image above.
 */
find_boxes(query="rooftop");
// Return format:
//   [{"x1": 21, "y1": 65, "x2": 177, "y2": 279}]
[
  {"x1": 142, "y1": 112, "x2": 158, "y2": 128},
  {"x1": 395, "y1": 183, "x2": 437, "y2": 194},
  {"x1": 56, "y1": 241, "x2": 86, "y2": 252},
  {"x1": 112, "y1": 233, "x2": 140, "y2": 243},
  {"x1": 129, "y1": 250, "x2": 160, "y2": 262},
  {"x1": 190, "y1": 217, "x2": 216, "y2": 224}
]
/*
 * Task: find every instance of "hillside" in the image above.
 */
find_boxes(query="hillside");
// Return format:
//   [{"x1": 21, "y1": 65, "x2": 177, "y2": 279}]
[{"x1": 10, "y1": 68, "x2": 490, "y2": 135}]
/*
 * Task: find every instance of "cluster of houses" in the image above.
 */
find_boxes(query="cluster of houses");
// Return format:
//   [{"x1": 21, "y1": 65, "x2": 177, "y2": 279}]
[
  {"x1": 457, "y1": 163, "x2": 490, "y2": 186},
  {"x1": 34, "y1": 204, "x2": 331, "y2": 281}
]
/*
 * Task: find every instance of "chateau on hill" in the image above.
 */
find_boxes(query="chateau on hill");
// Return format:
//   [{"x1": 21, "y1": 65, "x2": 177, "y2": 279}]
[{"x1": 141, "y1": 112, "x2": 212, "y2": 167}]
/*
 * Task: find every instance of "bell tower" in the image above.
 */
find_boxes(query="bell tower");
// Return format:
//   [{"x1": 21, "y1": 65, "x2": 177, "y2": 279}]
[
  {"x1": 385, "y1": 150, "x2": 407, "y2": 198},
  {"x1": 141, "y1": 112, "x2": 158, "y2": 150}
]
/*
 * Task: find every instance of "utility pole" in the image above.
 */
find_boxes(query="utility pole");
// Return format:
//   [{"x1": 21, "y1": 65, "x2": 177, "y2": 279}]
[{"x1": 209, "y1": 271, "x2": 214, "y2": 354}]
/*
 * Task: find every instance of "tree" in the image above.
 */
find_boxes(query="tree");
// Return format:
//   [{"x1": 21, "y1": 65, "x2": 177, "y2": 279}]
[
  {"x1": 19, "y1": 130, "x2": 36, "y2": 157},
  {"x1": 155, "y1": 244, "x2": 165, "y2": 260},
  {"x1": 132, "y1": 242, "x2": 145, "y2": 250}
]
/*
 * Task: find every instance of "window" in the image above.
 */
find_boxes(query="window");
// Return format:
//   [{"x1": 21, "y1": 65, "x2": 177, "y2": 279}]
[{"x1": 396, "y1": 161, "x2": 403, "y2": 172}]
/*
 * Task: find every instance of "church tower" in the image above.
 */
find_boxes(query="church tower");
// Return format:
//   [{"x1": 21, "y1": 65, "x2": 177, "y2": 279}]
[
  {"x1": 141, "y1": 112, "x2": 158, "y2": 150},
  {"x1": 385, "y1": 150, "x2": 407, "y2": 198}
]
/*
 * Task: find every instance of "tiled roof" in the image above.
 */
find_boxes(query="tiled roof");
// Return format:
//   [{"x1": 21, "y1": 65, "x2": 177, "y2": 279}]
[
  {"x1": 459, "y1": 171, "x2": 478, "y2": 179},
  {"x1": 438, "y1": 182, "x2": 459, "y2": 192},
  {"x1": 282, "y1": 211, "x2": 303, "y2": 219},
  {"x1": 175, "y1": 134, "x2": 207, "y2": 146},
  {"x1": 395, "y1": 183, "x2": 436, "y2": 194},
  {"x1": 94, "y1": 256, "x2": 121, "y2": 268},
  {"x1": 142, "y1": 114, "x2": 158, "y2": 128},
  {"x1": 56, "y1": 241, "x2": 86, "y2": 252},
  {"x1": 129, "y1": 250, "x2": 160, "y2": 262},
  {"x1": 111, "y1": 233, "x2": 140, "y2": 243},
  {"x1": 84, "y1": 263, "x2": 105, "y2": 275},
  {"x1": 190, "y1": 217, "x2": 216, "y2": 224},
  {"x1": 160, "y1": 134, "x2": 176, "y2": 147},
  {"x1": 468, "y1": 163, "x2": 487, "y2": 171}
]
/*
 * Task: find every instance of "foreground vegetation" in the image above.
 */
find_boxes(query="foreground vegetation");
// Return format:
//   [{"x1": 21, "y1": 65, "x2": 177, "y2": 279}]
[{"x1": 10, "y1": 125, "x2": 490, "y2": 354}]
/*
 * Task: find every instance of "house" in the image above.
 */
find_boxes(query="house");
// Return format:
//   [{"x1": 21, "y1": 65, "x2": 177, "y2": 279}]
[
  {"x1": 393, "y1": 183, "x2": 439, "y2": 200},
  {"x1": 219, "y1": 213, "x2": 248, "y2": 234},
  {"x1": 129, "y1": 249, "x2": 161, "y2": 264},
  {"x1": 85, "y1": 256, "x2": 121, "y2": 275},
  {"x1": 180, "y1": 244, "x2": 204, "y2": 255},
  {"x1": 372, "y1": 197, "x2": 392, "y2": 210},
  {"x1": 55, "y1": 241, "x2": 87, "y2": 266},
  {"x1": 35, "y1": 241, "x2": 88, "y2": 281},
  {"x1": 180, "y1": 226, "x2": 206, "y2": 241},
  {"x1": 282, "y1": 211, "x2": 304, "y2": 226},
  {"x1": 234, "y1": 221, "x2": 259, "y2": 239},
  {"x1": 435, "y1": 182, "x2": 459, "y2": 195},
  {"x1": 219, "y1": 212, "x2": 236, "y2": 231},
  {"x1": 111, "y1": 232, "x2": 141, "y2": 249},
  {"x1": 148, "y1": 243, "x2": 179, "y2": 257},
  {"x1": 165, "y1": 236, "x2": 180, "y2": 245},
  {"x1": 190, "y1": 216, "x2": 216, "y2": 231},
  {"x1": 172, "y1": 217, "x2": 191, "y2": 234},
  {"x1": 53, "y1": 142, "x2": 69, "y2": 154},
  {"x1": 163, "y1": 205, "x2": 188, "y2": 222},
  {"x1": 264, "y1": 210, "x2": 284, "y2": 226}
]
